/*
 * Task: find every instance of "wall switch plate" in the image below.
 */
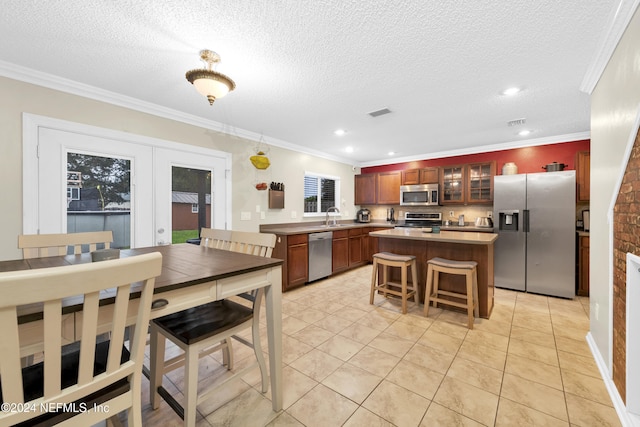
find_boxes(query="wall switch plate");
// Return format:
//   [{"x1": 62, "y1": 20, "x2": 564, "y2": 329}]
[
  {"x1": 240, "y1": 212, "x2": 251, "y2": 221},
  {"x1": 260, "y1": 211, "x2": 265, "y2": 220},
  {"x1": 256, "y1": 205, "x2": 261, "y2": 213},
  {"x1": 291, "y1": 211, "x2": 297, "y2": 219}
]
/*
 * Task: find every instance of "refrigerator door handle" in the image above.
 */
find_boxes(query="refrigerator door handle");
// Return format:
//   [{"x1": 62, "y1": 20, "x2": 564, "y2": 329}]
[{"x1": 523, "y1": 209, "x2": 530, "y2": 232}]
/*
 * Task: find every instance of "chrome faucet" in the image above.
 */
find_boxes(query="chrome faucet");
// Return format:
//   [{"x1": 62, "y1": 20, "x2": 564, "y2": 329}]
[{"x1": 326, "y1": 206, "x2": 340, "y2": 226}]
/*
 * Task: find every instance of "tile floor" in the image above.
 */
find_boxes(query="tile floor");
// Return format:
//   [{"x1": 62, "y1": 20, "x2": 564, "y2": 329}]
[{"x1": 139, "y1": 265, "x2": 622, "y2": 426}]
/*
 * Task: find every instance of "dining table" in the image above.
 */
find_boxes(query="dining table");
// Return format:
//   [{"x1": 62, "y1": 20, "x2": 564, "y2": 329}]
[{"x1": 0, "y1": 243, "x2": 285, "y2": 412}]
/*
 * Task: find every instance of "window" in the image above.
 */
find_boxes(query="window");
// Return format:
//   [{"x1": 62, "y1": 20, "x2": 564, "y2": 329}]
[
  {"x1": 304, "y1": 172, "x2": 340, "y2": 216},
  {"x1": 191, "y1": 203, "x2": 199, "y2": 213}
]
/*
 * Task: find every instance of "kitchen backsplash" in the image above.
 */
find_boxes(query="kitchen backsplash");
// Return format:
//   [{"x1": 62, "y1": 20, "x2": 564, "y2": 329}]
[{"x1": 366, "y1": 203, "x2": 590, "y2": 225}]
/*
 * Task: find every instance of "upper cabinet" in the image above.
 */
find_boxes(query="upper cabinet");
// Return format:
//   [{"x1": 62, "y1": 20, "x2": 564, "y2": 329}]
[
  {"x1": 377, "y1": 171, "x2": 401, "y2": 204},
  {"x1": 355, "y1": 173, "x2": 377, "y2": 205},
  {"x1": 576, "y1": 151, "x2": 590, "y2": 202},
  {"x1": 440, "y1": 161, "x2": 496, "y2": 205},
  {"x1": 467, "y1": 161, "x2": 496, "y2": 204},
  {"x1": 401, "y1": 167, "x2": 439, "y2": 185},
  {"x1": 440, "y1": 165, "x2": 466, "y2": 204}
]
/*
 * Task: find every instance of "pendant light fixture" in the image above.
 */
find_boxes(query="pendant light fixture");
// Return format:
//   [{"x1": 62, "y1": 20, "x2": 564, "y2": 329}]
[{"x1": 185, "y1": 49, "x2": 236, "y2": 105}]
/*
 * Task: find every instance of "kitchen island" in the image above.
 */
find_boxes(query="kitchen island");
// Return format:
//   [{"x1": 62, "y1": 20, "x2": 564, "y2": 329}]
[{"x1": 369, "y1": 229, "x2": 498, "y2": 318}]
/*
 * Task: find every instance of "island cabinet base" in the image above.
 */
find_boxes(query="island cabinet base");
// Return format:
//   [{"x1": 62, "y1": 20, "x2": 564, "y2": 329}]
[{"x1": 376, "y1": 238, "x2": 494, "y2": 318}]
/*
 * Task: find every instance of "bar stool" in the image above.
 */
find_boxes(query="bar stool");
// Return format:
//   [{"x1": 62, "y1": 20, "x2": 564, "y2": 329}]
[
  {"x1": 370, "y1": 252, "x2": 419, "y2": 314},
  {"x1": 424, "y1": 257, "x2": 479, "y2": 329}
]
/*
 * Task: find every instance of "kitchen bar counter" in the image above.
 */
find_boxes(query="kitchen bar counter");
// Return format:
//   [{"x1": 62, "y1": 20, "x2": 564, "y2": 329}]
[
  {"x1": 260, "y1": 221, "x2": 394, "y2": 235},
  {"x1": 370, "y1": 229, "x2": 497, "y2": 244},
  {"x1": 370, "y1": 229, "x2": 497, "y2": 318}
]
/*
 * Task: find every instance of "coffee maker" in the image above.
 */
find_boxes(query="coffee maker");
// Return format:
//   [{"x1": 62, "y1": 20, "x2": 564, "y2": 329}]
[{"x1": 356, "y1": 208, "x2": 371, "y2": 223}]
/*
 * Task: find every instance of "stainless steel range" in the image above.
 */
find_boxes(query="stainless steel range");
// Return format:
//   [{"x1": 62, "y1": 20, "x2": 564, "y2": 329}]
[{"x1": 395, "y1": 212, "x2": 442, "y2": 229}]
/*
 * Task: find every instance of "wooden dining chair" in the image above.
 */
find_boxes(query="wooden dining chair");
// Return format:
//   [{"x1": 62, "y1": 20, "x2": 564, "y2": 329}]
[
  {"x1": 0, "y1": 252, "x2": 162, "y2": 427},
  {"x1": 18, "y1": 230, "x2": 114, "y2": 259},
  {"x1": 149, "y1": 231, "x2": 276, "y2": 427},
  {"x1": 199, "y1": 228, "x2": 232, "y2": 250}
]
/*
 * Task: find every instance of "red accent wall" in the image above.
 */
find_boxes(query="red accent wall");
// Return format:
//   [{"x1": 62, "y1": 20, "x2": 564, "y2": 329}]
[{"x1": 361, "y1": 140, "x2": 590, "y2": 174}]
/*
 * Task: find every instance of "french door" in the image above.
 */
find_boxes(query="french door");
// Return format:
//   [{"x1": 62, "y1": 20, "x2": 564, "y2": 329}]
[{"x1": 24, "y1": 114, "x2": 230, "y2": 247}]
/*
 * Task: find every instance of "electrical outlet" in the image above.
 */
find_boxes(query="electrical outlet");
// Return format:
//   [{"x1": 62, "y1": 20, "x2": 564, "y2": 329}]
[
  {"x1": 260, "y1": 211, "x2": 266, "y2": 220},
  {"x1": 256, "y1": 204, "x2": 261, "y2": 213},
  {"x1": 449, "y1": 211, "x2": 455, "y2": 217},
  {"x1": 487, "y1": 211, "x2": 493, "y2": 218},
  {"x1": 291, "y1": 211, "x2": 297, "y2": 219}
]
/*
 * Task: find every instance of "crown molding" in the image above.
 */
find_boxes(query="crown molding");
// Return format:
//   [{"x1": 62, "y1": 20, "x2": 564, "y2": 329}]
[
  {"x1": 0, "y1": 60, "x2": 355, "y2": 166},
  {"x1": 580, "y1": 0, "x2": 640, "y2": 94}
]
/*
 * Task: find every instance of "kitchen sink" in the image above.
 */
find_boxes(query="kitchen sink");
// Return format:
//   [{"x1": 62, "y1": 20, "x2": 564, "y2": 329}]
[{"x1": 321, "y1": 224, "x2": 348, "y2": 228}]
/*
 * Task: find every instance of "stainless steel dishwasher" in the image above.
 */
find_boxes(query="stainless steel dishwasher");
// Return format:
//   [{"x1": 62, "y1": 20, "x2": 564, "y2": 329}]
[{"x1": 308, "y1": 231, "x2": 333, "y2": 282}]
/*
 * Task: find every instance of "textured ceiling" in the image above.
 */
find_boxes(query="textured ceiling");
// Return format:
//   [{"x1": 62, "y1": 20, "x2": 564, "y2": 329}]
[{"x1": 0, "y1": 1, "x2": 619, "y2": 165}]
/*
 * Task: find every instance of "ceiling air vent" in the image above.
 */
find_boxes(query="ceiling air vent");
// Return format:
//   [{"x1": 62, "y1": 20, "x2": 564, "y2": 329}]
[
  {"x1": 507, "y1": 118, "x2": 526, "y2": 127},
  {"x1": 368, "y1": 108, "x2": 392, "y2": 118}
]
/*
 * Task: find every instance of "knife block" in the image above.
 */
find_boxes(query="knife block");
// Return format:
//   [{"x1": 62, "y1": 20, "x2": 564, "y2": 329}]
[{"x1": 269, "y1": 190, "x2": 284, "y2": 209}]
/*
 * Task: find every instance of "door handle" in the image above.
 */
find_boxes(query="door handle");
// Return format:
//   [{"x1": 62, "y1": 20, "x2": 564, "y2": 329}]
[{"x1": 523, "y1": 210, "x2": 530, "y2": 233}]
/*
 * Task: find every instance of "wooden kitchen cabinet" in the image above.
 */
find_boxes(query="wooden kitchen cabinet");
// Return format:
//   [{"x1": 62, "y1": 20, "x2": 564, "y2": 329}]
[
  {"x1": 440, "y1": 161, "x2": 496, "y2": 205},
  {"x1": 440, "y1": 165, "x2": 465, "y2": 204},
  {"x1": 332, "y1": 230, "x2": 349, "y2": 273},
  {"x1": 401, "y1": 168, "x2": 439, "y2": 185},
  {"x1": 576, "y1": 151, "x2": 590, "y2": 202},
  {"x1": 348, "y1": 228, "x2": 364, "y2": 267},
  {"x1": 272, "y1": 233, "x2": 309, "y2": 291},
  {"x1": 578, "y1": 235, "x2": 589, "y2": 296},
  {"x1": 467, "y1": 161, "x2": 495, "y2": 204},
  {"x1": 377, "y1": 171, "x2": 401, "y2": 204},
  {"x1": 355, "y1": 173, "x2": 377, "y2": 205}
]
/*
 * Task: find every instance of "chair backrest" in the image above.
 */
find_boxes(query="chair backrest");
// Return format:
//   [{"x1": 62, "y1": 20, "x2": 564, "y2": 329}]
[
  {"x1": 200, "y1": 228, "x2": 233, "y2": 250},
  {"x1": 0, "y1": 252, "x2": 162, "y2": 426},
  {"x1": 18, "y1": 231, "x2": 114, "y2": 259},
  {"x1": 228, "y1": 231, "x2": 277, "y2": 258}
]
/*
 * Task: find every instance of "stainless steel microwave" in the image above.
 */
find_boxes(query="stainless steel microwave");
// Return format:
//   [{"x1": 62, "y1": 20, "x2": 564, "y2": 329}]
[{"x1": 400, "y1": 184, "x2": 439, "y2": 206}]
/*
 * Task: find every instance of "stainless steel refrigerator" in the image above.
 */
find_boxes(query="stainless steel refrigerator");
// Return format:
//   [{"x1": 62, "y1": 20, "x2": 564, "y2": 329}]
[{"x1": 493, "y1": 171, "x2": 576, "y2": 298}]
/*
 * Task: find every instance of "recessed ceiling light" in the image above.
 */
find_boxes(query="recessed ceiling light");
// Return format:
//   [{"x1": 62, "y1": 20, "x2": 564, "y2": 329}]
[
  {"x1": 388, "y1": 151, "x2": 395, "y2": 156},
  {"x1": 334, "y1": 129, "x2": 346, "y2": 136},
  {"x1": 502, "y1": 87, "x2": 521, "y2": 96},
  {"x1": 518, "y1": 130, "x2": 531, "y2": 136},
  {"x1": 345, "y1": 146, "x2": 354, "y2": 153}
]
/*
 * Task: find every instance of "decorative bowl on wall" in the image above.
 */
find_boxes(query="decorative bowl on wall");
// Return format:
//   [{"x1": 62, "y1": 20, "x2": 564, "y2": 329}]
[{"x1": 250, "y1": 151, "x2": 271, "y2": 169}]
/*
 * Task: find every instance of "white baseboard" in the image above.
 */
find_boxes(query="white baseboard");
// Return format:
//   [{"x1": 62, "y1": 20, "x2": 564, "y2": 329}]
[{"x1": 586, "y1": 332, "x2": 639, "y2": 426}]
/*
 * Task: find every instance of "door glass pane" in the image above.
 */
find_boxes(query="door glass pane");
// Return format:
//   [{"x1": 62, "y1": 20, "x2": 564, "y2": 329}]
[
  {"x1": 172, "y1": 167, "x2": 211, "y2": 244},
  {"x1": 66, "y1": 153, "x2": 131, "y2": 249}
]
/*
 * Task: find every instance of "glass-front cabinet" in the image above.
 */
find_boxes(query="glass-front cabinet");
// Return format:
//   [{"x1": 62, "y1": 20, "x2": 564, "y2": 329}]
[
  {"x1": 467, "y1": 161, "x2": 495, "y2": 204},
  {"x1": 440, "y1": 161, "x2": 496, "y2": 205},
  {"x1": 440, "y1": 165, "x2": 465, "y2": 204}
]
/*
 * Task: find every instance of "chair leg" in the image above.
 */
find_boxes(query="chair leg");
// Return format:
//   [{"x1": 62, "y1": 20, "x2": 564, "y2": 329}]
[
  {"x1": 466, "y1": 270, "x2": 474, "y2": 329},
  {"x1": 369, "y1": 259, "x2": 378, "y2": 305},
  {"x1": 410, "y1": 261, "x2": 419, "y2": 305},
  {"x1": 223, "y1": 338, "x2": 234, "y2": 370},
  {"x1": 184, "y1": 347, "x2": 199, "y2": 427},
  {"x1": 424, "y1": 264, "x2": 433, "y2": 317},
  {"x1": 400, "y1": 264, "x2": 408, "y2": 314},
  {"x1": 432, "y1": 269, "x2": 440, "y2": 309},
  {"x1": 382, "y1": 265, "x2": 389, "y2": 298},
  {"x1": 252, "y1": 321, "x2": 269, "y2": 393},
  {"x1": 149, "y1": 325, "x2": 165, "y2": 410},
  {"x1": 473, "y1": 268, "x2": 479, "y2": 319}
]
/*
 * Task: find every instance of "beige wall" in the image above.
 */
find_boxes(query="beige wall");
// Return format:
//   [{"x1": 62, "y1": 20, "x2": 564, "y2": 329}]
[
  {"x1": 0, "y1": 76, "x2": 357, "y2": 261},
  {"x1": 590, "y1": 6, "x2": 640, "y2": 375}
]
